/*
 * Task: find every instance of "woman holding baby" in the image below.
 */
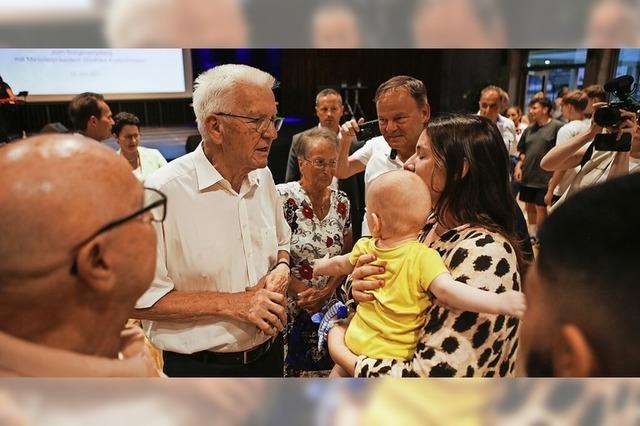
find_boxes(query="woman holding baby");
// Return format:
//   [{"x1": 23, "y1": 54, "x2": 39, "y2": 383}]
[{"x1": 329, "y1": 113, "x2": 526, "y2": 377}]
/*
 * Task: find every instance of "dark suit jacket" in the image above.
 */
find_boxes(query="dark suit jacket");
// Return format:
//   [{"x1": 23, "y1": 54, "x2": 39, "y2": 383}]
[{"x1": 285, "y1": 127, "x2": 366, "y2": 240}]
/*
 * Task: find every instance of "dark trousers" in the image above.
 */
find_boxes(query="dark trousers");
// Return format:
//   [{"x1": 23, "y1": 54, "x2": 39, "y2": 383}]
[{"x1": 162, "y1": 334, "x2": 284, "y2": 377}]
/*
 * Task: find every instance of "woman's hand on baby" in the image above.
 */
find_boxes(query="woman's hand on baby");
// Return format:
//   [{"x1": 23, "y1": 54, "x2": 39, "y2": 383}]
[
  {"x1": 499, "y1": 290, "x2": 527, "y2": 319},
  {"x1": 351, "y1": 254, "x2": 385, "y2": 303}
]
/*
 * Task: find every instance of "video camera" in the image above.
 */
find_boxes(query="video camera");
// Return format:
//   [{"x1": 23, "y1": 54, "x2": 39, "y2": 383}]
[{"x1": 593, "y1": 75, "x2": 640, "y2": 152}]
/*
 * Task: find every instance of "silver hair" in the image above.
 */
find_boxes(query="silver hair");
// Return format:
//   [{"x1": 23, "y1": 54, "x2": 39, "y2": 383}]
[
  {"x1": 192, "y1": 64, "x2": 276, "y2": 138},
  {"x1": 298, "y1": 127, "x2": 339, "y2": 159}
]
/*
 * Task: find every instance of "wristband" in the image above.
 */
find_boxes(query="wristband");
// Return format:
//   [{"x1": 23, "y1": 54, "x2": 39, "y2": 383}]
[{"x1": 272, "y1": 260, "x2": 290, "y2": 271}]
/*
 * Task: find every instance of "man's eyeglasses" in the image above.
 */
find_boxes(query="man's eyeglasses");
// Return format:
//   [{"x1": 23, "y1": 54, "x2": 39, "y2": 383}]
[
  {"x1": 70, "y1": 188, "x2": 166, "y2": 273},
  {"x1": 304, "y1": 158, "x2": 338, "y2": 169},
  {"x1": 215, "y1": 112, "x2": 284, "y2": 134}
]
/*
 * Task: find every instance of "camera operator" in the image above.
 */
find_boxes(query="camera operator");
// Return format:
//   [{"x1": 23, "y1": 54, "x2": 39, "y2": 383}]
[{"x1": 540, "y1": 103, "x2": 640, "y2": 206}]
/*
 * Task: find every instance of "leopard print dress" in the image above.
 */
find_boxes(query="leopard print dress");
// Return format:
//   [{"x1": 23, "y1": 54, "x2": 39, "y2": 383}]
[{"x1": 353, "y1": 222, "x2": 521, "y2": 377}]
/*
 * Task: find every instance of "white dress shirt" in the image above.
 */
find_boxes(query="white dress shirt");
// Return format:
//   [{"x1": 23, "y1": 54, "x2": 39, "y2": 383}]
[
  {"x1": 136, "y1": 143, "x2": 291, "y2": 353},
  {"x1": 350, "y1": 135, "x2": 404, "y2": 236},
  {"x1": 496, "y1": 114, "x2": 517, "y2": 156}
]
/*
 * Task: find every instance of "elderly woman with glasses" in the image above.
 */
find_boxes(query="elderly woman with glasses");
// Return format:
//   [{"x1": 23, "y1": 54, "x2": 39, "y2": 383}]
[{"x1": 276, "y1": 127, "x2": 353, "y2": 377}]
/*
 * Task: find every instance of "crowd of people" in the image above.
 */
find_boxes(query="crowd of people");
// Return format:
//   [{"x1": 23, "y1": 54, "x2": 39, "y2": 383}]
[{"x1": 1, "y1": 63, "x2": 639, "y2": 378}]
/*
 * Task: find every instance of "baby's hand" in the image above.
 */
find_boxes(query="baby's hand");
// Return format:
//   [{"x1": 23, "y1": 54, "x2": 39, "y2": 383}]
[
  {"x1": 311, "y1": 253, "x2": 331, "y2": 277},
  {"x1": 499, "y1": 291, "x2": 526, "y2": 319}
]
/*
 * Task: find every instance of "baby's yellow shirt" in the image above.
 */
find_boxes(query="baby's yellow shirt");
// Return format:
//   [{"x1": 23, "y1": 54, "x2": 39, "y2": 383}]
[{"x1": 345, "y1": 237, "x2": 448, "y2": 360}]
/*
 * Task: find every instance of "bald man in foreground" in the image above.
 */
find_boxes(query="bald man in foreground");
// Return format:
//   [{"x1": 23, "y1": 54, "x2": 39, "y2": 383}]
[{"x1": 0, "y1": 134, "x2": 162, "y2": 376}]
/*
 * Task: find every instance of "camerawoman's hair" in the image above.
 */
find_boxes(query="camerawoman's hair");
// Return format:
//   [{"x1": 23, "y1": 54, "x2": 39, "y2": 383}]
[
  {"x1": 112, "y1": 112, "x2": 140, "y2": 137},
  {"x1": 425, "y1": 113, "x2": 524, "y2": 271},
  {"x1": 68, "y1": 92, "x2": 105, "y2": 131},
  {"x1": 298, "y1": 127, "x2": 339, "y2": 159},
  {"x1": 192, "y1": 64, "x2": 277, "y2": 138},
  {"x1": 375, "y1": 75, "x2": 428, "y2": 107},
  {"x1": 537, "y1": 173, "x2": 640, "y2": 375}
]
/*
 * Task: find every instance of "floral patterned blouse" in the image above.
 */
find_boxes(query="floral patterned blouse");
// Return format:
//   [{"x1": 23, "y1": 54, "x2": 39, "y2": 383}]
[{"x1": 276, "y1": 182, "x2": 351, "y2": 286}]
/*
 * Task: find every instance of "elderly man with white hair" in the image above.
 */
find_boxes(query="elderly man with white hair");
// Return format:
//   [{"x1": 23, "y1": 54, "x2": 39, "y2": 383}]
[{"x1": 134, "y1": 64, "x2": 291, "y2": 377}]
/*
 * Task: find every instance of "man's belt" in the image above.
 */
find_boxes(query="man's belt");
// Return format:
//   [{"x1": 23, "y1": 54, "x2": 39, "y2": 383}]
[{"x1": 184, "y1": 337, "x2": 274, "y2": 365}]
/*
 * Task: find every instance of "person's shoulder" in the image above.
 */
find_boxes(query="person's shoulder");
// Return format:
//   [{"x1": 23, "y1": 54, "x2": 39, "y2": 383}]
[
  {"x1": 439, "y1": 225, "x2": 515, "y2": 258},
  {"x1": 138, "y1": 146, "x2": 164, "y2": 157},
  {"x1": 276, "y1": 180, "x2": 299, "y2": 195},
  {"x1": 551, "y1": 119, "x2": 565, "y2": 130},
  {"x1": 437, "y1": 226, "x2": 518, "y2": 280},
  {"x1": 499, "y1": 115, "x2": 516, "y2": 129},
  {"x1": 333, "y1": 187, "x2": 350, "y2": 203},
  {"x1": 145, "y1": 152, "x2": 194, "y2": 189}
]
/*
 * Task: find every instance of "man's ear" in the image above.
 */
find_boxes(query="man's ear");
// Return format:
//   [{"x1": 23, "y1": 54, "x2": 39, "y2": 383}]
[
  {"x1": 555, "y1": 324, "x2": 597, "y2": 377},
  {"x1": 75, "y1": 236, "x2": 116, "y2": 294},
  {"x1": 205, "y1": 114, "x2": 224, "y2": 145},
  {"x1": 421, "y1": 103, "x2": 431, "y2": 124}
]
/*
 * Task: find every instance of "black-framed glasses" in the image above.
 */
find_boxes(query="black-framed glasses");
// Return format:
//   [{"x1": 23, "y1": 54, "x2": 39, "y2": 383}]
[
  {"x1": 304, "y1": 158, "x2": 338, "y2": 169},
  {"x1": 214, "y1": 112, "x2": 284, "y2": 133},
  {"x1": 69, "y1": 188, "x2": 166, "y2": 274}
]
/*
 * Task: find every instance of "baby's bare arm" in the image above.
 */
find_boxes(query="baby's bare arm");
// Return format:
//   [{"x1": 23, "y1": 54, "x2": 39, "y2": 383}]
[
  {"x1": 313, "y1": 254, "x2": 354, "y2": 277},
  {"x1": 430, "y1": 273, "x2": 526, "y2": 318}
]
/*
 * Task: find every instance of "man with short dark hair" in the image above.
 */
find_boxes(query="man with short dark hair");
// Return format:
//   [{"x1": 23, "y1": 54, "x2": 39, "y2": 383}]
[
  {"x1": 68, "y1": 92, "x2": 115, "y2": 141},
  {"x1": 521, "y1": 173, "x2": 640, "y2": 376},
  {"x1": 515, "y1": 97, "x2": 563, "y2": 240},
  {"x1": 337, "y1": 75, "x2": 430, "y2": 236}
]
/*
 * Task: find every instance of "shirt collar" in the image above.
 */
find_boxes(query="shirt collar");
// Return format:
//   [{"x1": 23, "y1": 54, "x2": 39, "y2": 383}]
[
  {"x1": 193, "y1": 141, "x2": 223, "y2": 191},
  {"x1": 193, "y1": 141, "x2": 261, "y2": 192}
]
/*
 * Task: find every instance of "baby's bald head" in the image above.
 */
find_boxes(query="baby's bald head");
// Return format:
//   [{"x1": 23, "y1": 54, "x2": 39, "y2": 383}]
[{"x1": 367, "y1": 170, "x2": 431, "y2": 237}]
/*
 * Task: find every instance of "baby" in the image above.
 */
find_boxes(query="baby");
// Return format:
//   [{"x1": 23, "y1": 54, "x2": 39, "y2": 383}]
[{"x1": 313, "y1": 170, "x2": 525, "y2": 376}]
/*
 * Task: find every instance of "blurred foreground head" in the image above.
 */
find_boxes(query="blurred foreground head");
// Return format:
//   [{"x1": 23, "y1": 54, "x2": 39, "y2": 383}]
[
  {"x1": 0, "y1": 134, "x2": 157, "y2": 358},
  {"x1": 106, "y1": 0, "x2": 249, "y2": 47},
  {"x1": 521, "y1": 173, "x2": 640, "y2": 376}
]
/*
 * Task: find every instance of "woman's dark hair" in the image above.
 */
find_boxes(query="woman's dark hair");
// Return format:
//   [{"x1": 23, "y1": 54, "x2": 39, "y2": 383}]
[
  {"x1": 112, "y1": 112, "x2": 140, "y2": 137},
  {"x1": 426, "y1": 113, "x2": 524, "y2": 270}
]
